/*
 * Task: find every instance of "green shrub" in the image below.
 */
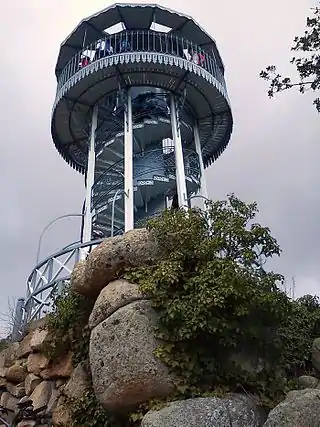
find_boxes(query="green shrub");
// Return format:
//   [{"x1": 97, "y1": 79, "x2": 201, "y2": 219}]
[
  {"x1": 124, "y1": 194, "x2": 320, "y2": 407},
  {"x1": 44, "y1": 282, "x2": 94, "y2": 364}
]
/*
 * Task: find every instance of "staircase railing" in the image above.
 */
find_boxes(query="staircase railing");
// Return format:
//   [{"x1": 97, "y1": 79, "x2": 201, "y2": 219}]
[{"x1": 12, "y1": 239, "x2": 104, "y2": 341}]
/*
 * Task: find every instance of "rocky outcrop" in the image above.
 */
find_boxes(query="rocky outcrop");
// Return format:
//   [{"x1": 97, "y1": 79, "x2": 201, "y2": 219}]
[
  {"x1": 2, "y1": 229, "x2": 320, "y2": 427},
  {"x1": 29, "y1": 380, "x2": 53, "y2": 410},
  {"x1": 40, "y1": 352, "x2": 73, "y2": 380},
  {"x1": 25, "y1": 374, "x2": 42, "y2": 395},
  {"x1": 69, "y1": 260, "x2": 87, "y2": 297},
  {"x1": 64, "y1": 362, "x2": 90, "y2": 399},
  {"x1": 71, "y1": 228, "x2": 159, "y2": 297},
  {"x1": 30, "y1": 328, "x2": 50, "y2": 352},
  {"x1": 0, "y1": 342, "x2": 19, "y2": 368},
  {"x1": 27, "y1": 353, "x2": 49, "y2": 375},
  {"x1": 6, "y1": 363, "x2": 27, "y2": 383},
  {"x1": 297, "y1": 375, "x2": 319, "y2": 389},
  {"x1": 6, "y1": 382, "x2": 25, "y2": 398},
  {"x1": 90, "y1": 298, "x2": 175, "y2": 411},
  {"x1": 0, "y1": 326, "x2": 71, "y2": 427},
  {"x1": 88, "y1": 279, "x2": 144, "y2": 329},
  {"x1": 264, "y1": 388, "x2": 320, "y2": 426},
  {"x1": 141, "y1": 395, "x2": 266, "y2": 427}
]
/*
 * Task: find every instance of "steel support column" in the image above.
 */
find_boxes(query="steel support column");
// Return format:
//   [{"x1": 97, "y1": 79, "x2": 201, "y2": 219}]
[
  {"x1": 194, "y1": 121, "x2": 208, "y2": 207},
  {"x1": 170, "y1": 94, "x2": 188, "y2": 209},
  {"x1": 82, "y1": 105, "x2": 98, "y2": 245},
  {"x1": 124, "y1": 88, "x2": 134, "y2": 231}
]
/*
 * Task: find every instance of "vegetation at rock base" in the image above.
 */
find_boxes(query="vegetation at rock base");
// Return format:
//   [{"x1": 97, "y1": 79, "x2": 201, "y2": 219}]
[
  {"x1": 44, "y1": 284, "x2": 133, "y2": 426},
  {"x1": 260, "y1": 2, "x2": 320, "y2": 111},
  {"x1": 43, "y1": 282, "x2": 93, "y2": 365},
  {"x1": 125, "y1": 194, "x2": 320, "y2": 409},
  {"x1": 43, "y1": 285, "x2": 113, "y2": 426}
]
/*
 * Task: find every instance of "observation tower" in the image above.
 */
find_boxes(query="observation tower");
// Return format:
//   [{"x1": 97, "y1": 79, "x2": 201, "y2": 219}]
[
  {"x1": 12, "y1": 3, "x2": 233, "y2": 339},
  {"x1": 52, "y1": 2, "x2": 233, "y2": 241}
]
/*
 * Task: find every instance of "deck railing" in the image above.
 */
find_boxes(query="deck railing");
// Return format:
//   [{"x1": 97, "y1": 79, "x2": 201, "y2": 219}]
[{"x1": 57, "y1": 29, "x2": 226, "y2": 91}]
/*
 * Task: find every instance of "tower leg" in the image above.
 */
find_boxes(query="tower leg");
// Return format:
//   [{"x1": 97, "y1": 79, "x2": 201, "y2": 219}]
[
  {"x1": 82, "y1": 105, "x2": 98, "y2": 252},
  {"x1": 170, "y1": 94, "x2": 188, "y2": 209},
  {"x1": 124, "y1": 88, "x2": 134, "y2": 232},
  {"x1": 194, "y1": 121, "x2": 208, "y2": 207}
]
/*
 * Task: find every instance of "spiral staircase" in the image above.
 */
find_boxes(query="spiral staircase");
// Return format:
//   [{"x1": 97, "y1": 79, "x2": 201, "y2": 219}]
[{"x1": 90, "y1": 91, "x2": 201, "y2": 236}]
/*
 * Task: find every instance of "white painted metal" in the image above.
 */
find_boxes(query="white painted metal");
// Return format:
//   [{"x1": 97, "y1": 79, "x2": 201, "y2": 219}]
[
  {"x1": 124, "y1": 88, "x2": 134, "y2": 231},
  {"x1": 194, "y1": 121, "x2": 208, "y2": 208},
  {"x1": 111, "y1": 188, "x2": 121, "y2": 237},
  {"x1": 82, "y1": 105, "x2": 98, "y2": 245},
  {"x1": 22, "y1": 240, "x2": 102, "y2": 331},
  {"x1": 170, "y1": 94, "x2": 188, "y2": 209}
]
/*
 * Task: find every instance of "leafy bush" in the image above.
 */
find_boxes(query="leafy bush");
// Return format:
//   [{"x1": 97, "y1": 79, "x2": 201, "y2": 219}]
[
  {"x1": 125, "y1": 194, "x2": 320, "y2": 406},
  {"x1": 44, "y1": 283, "x2": 94, "y2": 364},
  {"x1": 68, "y1": 389, "x2": 126, "y2": 427}
]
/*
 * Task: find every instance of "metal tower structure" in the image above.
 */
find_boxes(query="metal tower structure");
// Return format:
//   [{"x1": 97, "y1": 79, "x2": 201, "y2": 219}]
[
  {"x1": 12, "y1": 3, "x2": 233, "y2": 339},
  {"x1": 52, "y1": 3, "x2": 232, "y2": 241}
]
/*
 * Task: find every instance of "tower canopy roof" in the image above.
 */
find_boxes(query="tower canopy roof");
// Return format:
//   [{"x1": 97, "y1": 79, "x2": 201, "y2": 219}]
[{"x1": 55, "y1": 3, "x2": 224, "y2": 78}]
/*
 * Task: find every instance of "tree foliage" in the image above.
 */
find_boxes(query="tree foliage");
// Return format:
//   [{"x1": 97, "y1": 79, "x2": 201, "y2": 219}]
[
  {"x1": 125, "y1": 195, "x2": 320, "y2": 406},
  {"x1": 260, "y1": 4, "x2": 320, "y2": 111}
]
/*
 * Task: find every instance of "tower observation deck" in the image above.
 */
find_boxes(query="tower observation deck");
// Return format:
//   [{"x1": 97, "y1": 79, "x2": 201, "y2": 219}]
[
  {"x1": 52, "y1": 2, "x2": 233, "y2": 241},
  {"x1": 11, "y1": 3, "x2": 233, "y2": 338}
]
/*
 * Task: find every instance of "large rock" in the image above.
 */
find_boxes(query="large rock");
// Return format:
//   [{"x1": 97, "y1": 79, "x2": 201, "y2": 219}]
[
  {"x1": 64, "y1": 362, "x2": 90, "y2": 399},
  {"x1": 46, "y1": 386, "x2": 59, "y2": 415},
  {"x1": 40, "y1": 352, "x2": 73, "y2": 379},
  {"x1": 0, "y1": 343, "x2": 19, "y2": 368},
  {"x1": 30, "y1": 380, "x2": 53, "y2": 410},
  {"x1": 72, "y1": 228, "x2": 159, "y2": 297},
  {"x1": 6, "y1": 363, "x2": 27, "y2": 383},
  {"x1": 25, "y1": 318, "x2": 47, "y2": 335},
  {"x1": 25, "y1": 373, "x2": 42, "y2": 395},
  {"x1": 6, "y1": 382, "x2": 25, "y2": 398},
  {"x1": 297, "y1": 375, "x2": 318, "y2": 389},
  {"x1": 264, "y1": 388, "x2": 320, "y2": 426},
  {"x1": 0, "y1": 391, "x2": 10, "y2": 407},
  {"x1": 89, "y1": 279, "x2": 144, "y2": 330},
  {"x1": 90, "y1": 300, "x2": 175, "y2": 411},
  {"x1": 17, "y1": 333, "x2": 33, "y2": 358},
  {"x1": 30, "y1": 328, "x2": 50, "y2": 352},
  {"x1": 69, "y1": 260, "x2": 87, "y2": 296},
  {"x1": 141, "y1": 395, "x2": 266, "y2": 427},
  {"x1": 0, "y1": 391, "x2": 18, "y2": 411},
  {"x1": 27, "y1": 353, "x2": 49, "y2": 375},
  {"x1": 311, "y1": 337, "x2": 320, "y2": 373}
]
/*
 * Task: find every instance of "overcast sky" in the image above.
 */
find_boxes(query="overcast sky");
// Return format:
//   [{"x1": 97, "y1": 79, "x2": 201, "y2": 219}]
[{"x1": 0, "y1": 0, "x2": 318, "y2": 336}]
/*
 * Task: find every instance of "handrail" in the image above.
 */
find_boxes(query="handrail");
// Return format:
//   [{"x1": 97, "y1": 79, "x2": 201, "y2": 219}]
[
  {"x1": 27, "y1": 238, "x2": 104, "y2": 282},
  {"x1": 56, "y1": 29, "x2": 226, "y2": 91},
  {"x1": 15, "y1": 238, "x2": 107, "y2": 337},
  {"x1": 93, "y1": 146, "x2": 199, "y2": 189}
]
